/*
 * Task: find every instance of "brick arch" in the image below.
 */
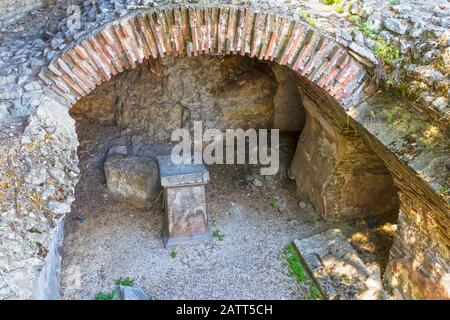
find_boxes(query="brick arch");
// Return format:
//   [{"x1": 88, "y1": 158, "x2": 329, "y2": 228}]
[{"x1": 38, "y1": 6, "x2": 367, "y2": 110}]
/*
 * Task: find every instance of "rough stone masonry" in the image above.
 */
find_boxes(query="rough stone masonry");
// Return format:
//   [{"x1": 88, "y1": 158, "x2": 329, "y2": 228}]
[{"x1": 0, "y1": 0, "x2": 448, "y2": 300}]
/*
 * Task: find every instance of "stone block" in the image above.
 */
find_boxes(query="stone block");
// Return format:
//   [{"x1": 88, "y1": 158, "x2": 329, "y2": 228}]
[
  {"x1": 294, "y1": 229, "x2": 390, "y2": 300},
  {"x1": 104, "y1": 154, "x2": 159, "y2": 207}
]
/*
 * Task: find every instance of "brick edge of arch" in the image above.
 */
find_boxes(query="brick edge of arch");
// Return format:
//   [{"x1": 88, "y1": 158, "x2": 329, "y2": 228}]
[{"x1": 38, "y1": 5, "x2": 367, "y2": 110}]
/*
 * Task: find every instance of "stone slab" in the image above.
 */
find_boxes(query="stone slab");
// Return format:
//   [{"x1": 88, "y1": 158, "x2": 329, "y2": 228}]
[
  {"x1": 117, "y1": 285, "x2": 150, "y2": 300},
  {"x1": 293, "y1": 229, "x2": 390, "y2": 300},
  {"x1": 157, "y1": 155, "x2": 209, "y2": 187}
]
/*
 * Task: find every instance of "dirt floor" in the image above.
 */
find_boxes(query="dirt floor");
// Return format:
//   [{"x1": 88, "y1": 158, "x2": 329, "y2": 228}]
[{"x1": 60, "y1": 117, "x2": 397, "y2": 300}]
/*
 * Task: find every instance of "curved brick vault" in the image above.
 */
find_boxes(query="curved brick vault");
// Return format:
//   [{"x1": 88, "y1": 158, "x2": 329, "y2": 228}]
[
  {"x1": 1, "y1": 4, "x2": 448, "y2": 301},
  {"x1": 39, "y1": 7, "x2": 366, "y2": 109}
]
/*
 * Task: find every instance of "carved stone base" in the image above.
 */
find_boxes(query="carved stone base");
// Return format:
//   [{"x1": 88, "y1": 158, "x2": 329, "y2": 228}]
[{"x1": 157, "y1": 156, "x2": 210, "y2": 248}]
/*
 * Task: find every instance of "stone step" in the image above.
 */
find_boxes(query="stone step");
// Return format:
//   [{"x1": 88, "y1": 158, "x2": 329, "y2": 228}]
[{"x1": 293, "y1": 228, "x2": 391, "y2": 300}]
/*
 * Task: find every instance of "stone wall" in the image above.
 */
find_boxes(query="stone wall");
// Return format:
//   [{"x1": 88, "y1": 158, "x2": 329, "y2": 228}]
[
  {"x1": 290, "y1": 94, "x2": 399, "y2": 221},
  {"x1": 290, "y1": 0, "x2": 449, "y2": 125},
  {"x1": 71, "y1": 55, "x2": 305, "y2": 139},
  {"x1": 0, "y1": 0, "x2": 44, "y2": 26},
  {"x1": 0, "y1": 98, "x2": 79, "y2": 299}
]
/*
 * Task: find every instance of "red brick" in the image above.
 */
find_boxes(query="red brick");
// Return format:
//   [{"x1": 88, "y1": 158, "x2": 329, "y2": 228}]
[
  {"x1": 188, "y1": 8, "x2": 199, "y2": 56},
  {"x1": 136, "y1": 14, "x2": 159, "y2": 59},
  {"x1": 155, "y1": 11, "x2": 172, "y2": 56},
  {"x1": 100, "y1": 27, "x2": 130, "y2": 70},
  {"x1": 148, "y1": 13, "x2": 166, "y2": 58},
  {"x1": 195, "y1": 8, "x2": 205, "y2": 54},
  {"x1": 264, "y1": 15, "x2": 282, "y2": 60},
  {"x1": 130, "y1": 17, "x2": 151, "y2": 59},
  {"x1": 113, "y1": 24, "x2": 137, "y2": 69},
  {"x1": 281, "y1": 25, "x2": 307, "y2": 66},
  {"x1": 83, "y1": 37, "x2": 113, "y2": 80},
  {"x1": 217, "y1": 7, "x2": 228, "y2": 54},
  {"x1": 121, "y1": 20, "x2": 144, "y2": 64},
  {"x1": 89, "y1": 36, "x2": 119, "y2": 76},
  {"x1": 300, "y1": 36, "x2": 332, "y2": 76},
  {"x1": 250, "y1": 13, "x2": 263, "y2": 57},
  {"x1": 292, "y1": 31, "x2": 321, "y2": 72},
  {"x1": 233, "y1": 9, "x2": 245, "y2": 54},
  {"x1": 258, "y1": 13, "x2": 272, "y2": 60},
  {"x1": 312, "y1": 47, "x2": 344, "y2": 83},
  {"x1": 56, "y1": 58, "x2": 90, "y2": 95},
  {"x1": 241, "y1": 9, "x2": 253, "y2": 55},
  {"x1": 204, "y1": 8, "x2": 212, "y2": 53},
  {"x1": 226, "y1": 8, "x2": 237, "y2": 54},
  {"x1": 210, "y1": 8, "x2": 219, "y2": 54},
  {"x1": 60, "y1": 53, "x2": 96, "y2": 91}
]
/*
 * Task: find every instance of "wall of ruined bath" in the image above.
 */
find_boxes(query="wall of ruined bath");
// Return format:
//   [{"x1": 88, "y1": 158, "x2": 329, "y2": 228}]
[
  {"x1": 291, "y1": 70, "x2": 448, "y2": 299},
  {"x1": 0, "y1": 0, "x2": 44, "y2": 26},
  {"x1": 0, "y1": 98, "x2": 79, "y2": 299},
  {"x1": 290, "y1": 94, "x2": 399, "y2": 221},
  {"x1": 71, "y1": 55, "x2": 305, "y2": 139}
]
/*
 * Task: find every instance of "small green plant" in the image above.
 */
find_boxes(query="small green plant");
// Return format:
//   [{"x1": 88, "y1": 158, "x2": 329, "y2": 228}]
[
  {"x1": 269, "y1": 198, "x2": 278, "y2": 209},
  {"x1": 398, "y1": 81, "x2": 410, "y2": 97},
  {"x1": 307, "y1": 17, "x2": 317, "y2": 26},
  {"x1": 310, "y1": 286, "x2": 321, "y2": 300},
  {"x1": 389, "y1": 0, "x2": 399, "y2": 5},
  {"x1": 386, "y1": 111, "x2": 394, "y2": 123},
  {"x1": 368, "y1": 110, "x2": 376, "y2": 119},
  {"x1": 348, "y1": 14, "x2": 362, "y2": 25},
  {"x1": 323, "y1": 0, "x2": 340, "y2": 5},
  {"x1": 300, "y1": 10, "x2": 309, "y2": 19},
  {"x1": 335, "y1": 3, "x2": 345, "y2": 14},
  {"x1": 95, "y1": 291, "x2": 117, "y2": 300},
  {"x1": 209, "y1": 215, "x2": 217, "y2": 227},
  {"x1": 170, "y1": 250, "x2": 177, "y2": 259},
  {"x1": 300, "y1": 11, "x2": 317, "y2": 26},
  {"x1": 212, "y1": 229, "x2": 225, "y2": 241},
  {"x1": 385, "y1": 76, "x2": 395, "y2": 88},
  {"x1": 341, "y1": 274, "x2": 351, "y2": 283},
  {"x1": 115, "y1": 277, "x2": 135, "y2": 287},
  {"x1": 373, "y1": 41, "x2": 401, "y2": 65},
  {"x1": 283, "y1": 243, "x2": 306, "y2": 283},
  {"x1": 356, "y1": 21, "x2": 380, "y2": 39},
  {"x1": 438, "y1": 185, "x2": 449, "y2": 199}
]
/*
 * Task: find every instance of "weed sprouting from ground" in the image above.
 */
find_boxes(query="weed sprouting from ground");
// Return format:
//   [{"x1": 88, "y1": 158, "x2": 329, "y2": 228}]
[
  {"x1": 95, "y1": 290, "x2": 117, "y2": 300},
  {"x1": 284, "y1": 243, "x2": 306, "y2": 283},
  {"x1": 373, "y1": 41, "x2": 401, "y2": 65},
  {"x1": 115, "y1": 277, "x2": 135, "y2": 287},
  {"x1": 209, "y1": 215, "x2": 217, "y2": 227},
  {"x1": 284, "y1": 243, "x2": 324, "y2": 300},
  {"x1": 310, "y1": 286, "x2": 321, "y2": 300},
  {"x1": 212, "y1": 229, "x2": 225, "y2": 241},
  {"x1": 270, "y1": 198, "x2": 279, "y2": 209},
  {"x1": 170, "y1": 250, "x2": 177, "y2": 259}
]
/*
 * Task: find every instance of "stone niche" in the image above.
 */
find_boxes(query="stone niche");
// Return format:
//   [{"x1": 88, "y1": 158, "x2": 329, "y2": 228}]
[
  {"x1": 290, "y1": 94, "x2": 400, "y2": 221},
  {"x1": 70, "y1": 55, "x2": 306, "y2": 139}
]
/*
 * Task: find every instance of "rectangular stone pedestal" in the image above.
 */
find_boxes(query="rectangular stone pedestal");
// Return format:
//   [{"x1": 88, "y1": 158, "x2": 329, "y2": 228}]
[{"x1": 157, "y1": 156, "x2": 210, "y2": 248}]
